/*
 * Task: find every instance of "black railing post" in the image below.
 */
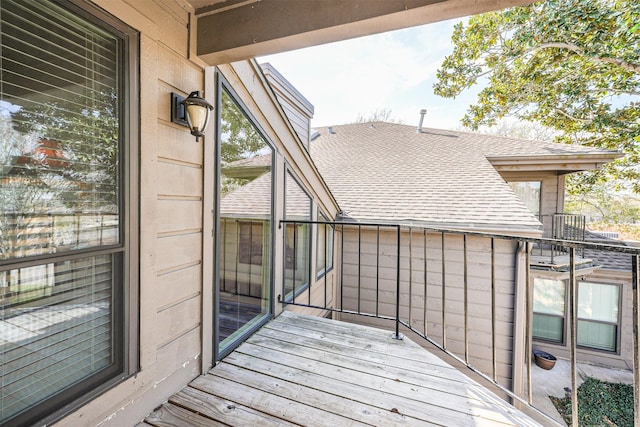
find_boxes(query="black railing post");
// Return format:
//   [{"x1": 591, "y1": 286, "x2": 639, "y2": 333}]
[
  {"x1": 441, "y1": 232, "x2": 446, "y2": 350},
  {"x1": 491, "y1": 238, "x2": 497, "y2": 383},
  {"x1": 324, "y1": 223, "x2": 328, "y2": 309},
  {"x1": 358, "y1": 224, "x2": 361, "y2": 314},
  {"x1": 340, "y1": 224, "x2": 344, "y2": 311},
  {"x1": 423, "y1": 229, "x2": 428, "y2": 338},
  {"x1": 525, "y1": 241, "x2": 533, "y2": 405},
  {"x1": 463, "y1": 235, "x2": 468, "y2": 365},
  {"x1": 393, "y1": 224, "x2": 403, "y2": 340},
  {"x1": 569, "y1": 247, "x2": 579, "y2": 427},
  {"x1": 376, "y1": 226, "x2": 380, "y2": 317},
  {"x1": 632, "y1": 254, "x2": 639, "y2": 427}
]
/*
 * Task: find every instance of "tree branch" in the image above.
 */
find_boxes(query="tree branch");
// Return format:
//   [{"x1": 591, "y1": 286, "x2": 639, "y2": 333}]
[
  {"x1": 529, "y1": 42, "x2": 640, "y2": 73},
  {"x1": 553, "y1": 107, "x2": 593, "y2": 123},
  {"x1": 459, "y1": 40, "x2": 640, "y2": 89}
]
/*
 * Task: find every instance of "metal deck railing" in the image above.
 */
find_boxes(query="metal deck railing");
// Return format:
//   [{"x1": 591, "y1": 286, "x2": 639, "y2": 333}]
[
  {"x1": 280, "y1": 220, "x2": 640, "y2": 427},
  {"x1": 536, "y1": 213, "x2": 587, "y2": 262}
]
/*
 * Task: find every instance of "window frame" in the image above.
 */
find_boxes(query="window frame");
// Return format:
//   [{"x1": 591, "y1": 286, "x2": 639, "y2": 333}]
[
  {"x1": 0, "y1": 1, "x2": 139, "y2": 425},
  {"x1": 214, "y1": 72, "x2": 276, "y2": 360},
  {"x1": 508, "y1": 180, "x2": 542, "y2": 219},
  {"x1": 238, "y1": 221, "x2": 264, "y2": 266},
  {"x1": 532, "y1": 277, "x2": 567, "y2": 345},
  {"x1": 283, "y1": 167, "x2": 312, "y2": 302},
  {"x1": 532, "y1": 277, "x2": 622, "y2": 353},
  {"x1": 576, "y1": 281, "x2": 621, "y2": 353}
]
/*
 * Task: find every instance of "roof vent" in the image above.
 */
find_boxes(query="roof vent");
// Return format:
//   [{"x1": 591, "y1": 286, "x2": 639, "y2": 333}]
[
  {"x1": 328, "y1": 126, "x2": 336, "y2": 134},
  {"x1": 417, "y1": 109, "x2": 427, "y2": 133}
]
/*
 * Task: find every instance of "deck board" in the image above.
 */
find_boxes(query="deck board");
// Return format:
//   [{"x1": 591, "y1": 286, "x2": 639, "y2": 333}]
[{"x1": 144, "y1": 311, "x2": 542, "y2": 426}]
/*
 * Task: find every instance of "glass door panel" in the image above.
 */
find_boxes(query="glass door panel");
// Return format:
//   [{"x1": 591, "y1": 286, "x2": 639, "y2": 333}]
[{"x1": 217, "y1": 86, "x2": 273, "y2": 357}]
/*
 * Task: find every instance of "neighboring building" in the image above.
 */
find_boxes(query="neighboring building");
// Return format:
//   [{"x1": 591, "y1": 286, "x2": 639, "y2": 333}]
[
  {"x1": 532, "y1": 231, "x2": 636, "y2": 370},
  {"x1": 305, "y1": 121, "x2": 622, "y2": 391}
]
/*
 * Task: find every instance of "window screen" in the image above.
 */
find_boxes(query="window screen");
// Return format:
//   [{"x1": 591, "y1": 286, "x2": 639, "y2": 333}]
[{"x1": 0, "y1": 0, "x2": 128, "y2": 424}]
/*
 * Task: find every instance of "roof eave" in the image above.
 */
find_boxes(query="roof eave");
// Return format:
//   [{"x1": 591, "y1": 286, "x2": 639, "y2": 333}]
[{"x1": 487, "y1": 152, "x2": 623, "y2": 173}]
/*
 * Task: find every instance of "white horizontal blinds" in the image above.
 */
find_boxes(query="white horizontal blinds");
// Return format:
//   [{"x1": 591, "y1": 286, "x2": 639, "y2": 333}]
[
  {"x1": 0, "y1": 0, "x2": 124, "y2": 424},
  {"x1": 0, "y1": 0, "x2": 120, "y2": 260},
  {"x1": 577, "y1": 282, "x2": 619, "y2": 351},
  {"x1": 532, "y1": 278, "x2": 565, "y2": 342},
  {"x1": 0, "y1": 255, "x2": 115, "y2": 421}
]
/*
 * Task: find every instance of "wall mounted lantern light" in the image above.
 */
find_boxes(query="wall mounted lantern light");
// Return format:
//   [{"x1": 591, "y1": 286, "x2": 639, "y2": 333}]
[{"x1": 171, "y1": 91, "x2": 214, "y2": 142}]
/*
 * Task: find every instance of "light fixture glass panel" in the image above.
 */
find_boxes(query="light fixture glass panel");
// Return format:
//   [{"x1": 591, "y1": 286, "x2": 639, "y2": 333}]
[{"x1": 185, "y1": 103, "x2": 209, "y2": 133}]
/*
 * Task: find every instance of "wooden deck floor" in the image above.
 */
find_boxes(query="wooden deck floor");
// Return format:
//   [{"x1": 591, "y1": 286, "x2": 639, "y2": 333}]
[{"x1": 141, "y1": 311, "x2": 542, "y2": 426}]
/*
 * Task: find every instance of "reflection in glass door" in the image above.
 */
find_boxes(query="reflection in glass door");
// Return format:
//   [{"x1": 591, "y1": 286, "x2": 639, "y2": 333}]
[{"x1": 217, "y1": 84, "x2": 273, "y2": 357}]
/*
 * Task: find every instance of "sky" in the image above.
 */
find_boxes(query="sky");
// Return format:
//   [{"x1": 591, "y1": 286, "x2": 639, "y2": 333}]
[{"x1": 258, "y1": 18, "x2": 481, "y2": 130}]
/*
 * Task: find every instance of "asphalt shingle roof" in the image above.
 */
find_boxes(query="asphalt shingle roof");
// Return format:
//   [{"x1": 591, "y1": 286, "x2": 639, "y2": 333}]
[
  {"x1": 309, "y1": 122, "x2": 615, "y2": 231},
  {"x1": 583, "y1": 230, "x2": 634, "y2": 271}
]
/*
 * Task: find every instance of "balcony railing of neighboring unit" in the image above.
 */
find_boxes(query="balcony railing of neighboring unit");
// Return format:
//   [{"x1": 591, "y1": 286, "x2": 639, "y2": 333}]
[
  {"x1": 537, "y1": 214, "x2": 586, "y2": 263},
  {"x1": 280, "y1": 220, "x2": 640, "y2": 427},
  {"x1": 551, "y1": 214, "x2": 586, "y2": 242}
]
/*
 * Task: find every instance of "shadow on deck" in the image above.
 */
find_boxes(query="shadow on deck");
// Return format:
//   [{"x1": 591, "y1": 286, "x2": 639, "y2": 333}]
[{"x1": 141, "y1": 311, "x2": 542, "y2": 426}]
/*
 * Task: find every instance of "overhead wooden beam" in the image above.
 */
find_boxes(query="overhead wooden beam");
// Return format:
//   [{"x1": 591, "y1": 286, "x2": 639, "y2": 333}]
[{"x1": 196, "y1": 0, "x2": 536, "y2": 65}]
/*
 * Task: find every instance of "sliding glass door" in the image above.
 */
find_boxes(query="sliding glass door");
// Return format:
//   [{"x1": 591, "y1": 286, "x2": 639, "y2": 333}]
[{"x1": 216, "y1": 82, "x2": 273, "y2": 358}]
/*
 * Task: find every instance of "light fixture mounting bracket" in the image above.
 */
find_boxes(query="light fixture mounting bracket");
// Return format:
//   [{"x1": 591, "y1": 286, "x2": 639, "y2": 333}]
[{"x1": 170, "y1": 92, "x2": 189, "y2": 127}]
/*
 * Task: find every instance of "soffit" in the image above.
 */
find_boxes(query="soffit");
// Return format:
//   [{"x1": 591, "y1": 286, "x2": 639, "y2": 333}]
[{"x1": 191, "y1": 0, "x2": 536, "y2": 65}]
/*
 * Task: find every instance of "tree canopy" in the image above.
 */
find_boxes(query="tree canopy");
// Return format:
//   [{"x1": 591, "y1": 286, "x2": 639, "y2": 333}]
[{"x1": 434, "y1": 0, "x2": 640, "y2": 193}]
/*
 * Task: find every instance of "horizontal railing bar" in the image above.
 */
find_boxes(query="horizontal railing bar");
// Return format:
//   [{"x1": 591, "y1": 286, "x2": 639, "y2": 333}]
[
  {"x1": 280, "y1": 300, "x2": 398, "y2": 323},
  {"x1": 279, "y1": 220, "x2": 640, "y2": 255}
]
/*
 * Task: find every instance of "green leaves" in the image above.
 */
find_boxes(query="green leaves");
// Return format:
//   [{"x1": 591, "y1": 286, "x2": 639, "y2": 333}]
[
  {"x1": 435, "y1": 0, "x2": 640, "y2": 193},
  {"x1": 550, "y1": 377, "x2": 634, "y2": 426}
]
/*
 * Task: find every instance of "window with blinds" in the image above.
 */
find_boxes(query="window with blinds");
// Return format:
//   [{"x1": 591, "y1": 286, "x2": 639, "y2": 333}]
[
  {"x1": 578, "y1": 281, "x2": 620, "y2": 352},
  {"x1": 0, "y1": 0, "x2": 131, "y2": 424},
  {"x1": 532, "y1": 278, "x2": 565, "y2": 343}
]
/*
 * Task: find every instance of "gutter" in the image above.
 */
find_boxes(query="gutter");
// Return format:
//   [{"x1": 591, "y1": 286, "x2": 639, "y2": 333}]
[{"x1": 511, "y1": 242, "x2": 530, "y2": 403}]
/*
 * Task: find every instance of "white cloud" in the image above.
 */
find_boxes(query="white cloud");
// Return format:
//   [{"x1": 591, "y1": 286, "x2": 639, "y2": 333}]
[{"x1": 259, "y1": 18, "x2": 475, "y2": 129}]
